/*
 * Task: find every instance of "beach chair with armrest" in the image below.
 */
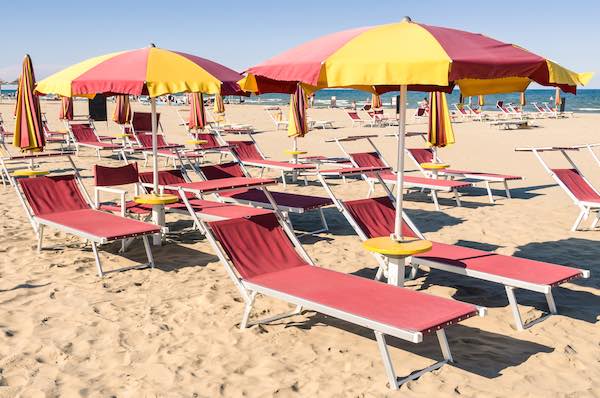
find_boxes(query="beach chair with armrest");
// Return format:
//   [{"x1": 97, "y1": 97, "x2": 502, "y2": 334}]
[
  {"x1": 463, "y1": 104, "x2": 486, "y2": 121},
  {"x1": 134, "y1": 132, "x2": 202, "y2": 169},
  {"x1": 329, "y1": 136, "x2": 471, "y2": 210},
  {"x1": 517, "y1": 146, "x2": 600, "y2": 231},
  {"x1": 265, "y1": 107, "x2": 288, "y2": 130},
  {"x1": 201, "y1": 210, "x2": 483, "y2": 389},
  {"x1": 345, "y1": 110, "x2": 373, "y2": 127},
  {"x1": 198, "y1": 161, "x2": 332, "y2": 236},
  {"x1": 405, "y1": 147, "x2": 522, "y2": 203},
  {"x1": 225, "y1": 137, "x2": 317, "y2": 188},
  {"x1": 14, "y1": 174, "x2": 158, "y2": 277},
  {"x1": 317, "y1": 166, "x2": 590, "y2": 330},
  {"x1": 69, "y1": 123, "x2": 125, "y2": 159},
  {"x1": 130, "y1": 111, "x2": 163, "y2": 134}
]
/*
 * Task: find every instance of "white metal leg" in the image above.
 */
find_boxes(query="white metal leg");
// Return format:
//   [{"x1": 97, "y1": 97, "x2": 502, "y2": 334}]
[
  {"x1": 505, "y1": 286, "x2": 524, "y2": 331},
  {"x1": 571, "y1": 208, "x2": 587, "y2": 231},
  {"x1": 142, "y1": 235, "x2": 154, "y2": 269},
  {"x1": 503, "y1": 181, "x2": 511, "y2": 199},
  {"x1": 374, "y1": 331, "x2": 398, "y2": 390},
  {"x1": 453, "y1": 188, "x2": 462, "y2": 207},
  {"x1": 91, "y1": 242, "x2": 103, "y2": 277},
  {"x1": 241, "y1": 291, "x2": 257, "y2": 329},
  {"x1": 484, "y1": 181, "x2": 494, "y2": 203},
  {"x1": 436, "y1": 329, "x2": 453, "y2": 362},
  {"x1": 430, "y1": 190, "x2": 440, "y2": 210},
  {"x1": 545, "y1": 289, "x2": 557, "y2": 314}
]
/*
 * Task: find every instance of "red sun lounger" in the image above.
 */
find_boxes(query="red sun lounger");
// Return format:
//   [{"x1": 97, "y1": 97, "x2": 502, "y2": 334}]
[
  {"x1": 15, "y1": 174, "x2": 158, "y2": 277},
  {"x1": 69, "y1": 124, "x2": 124, "y2": 159},
  {"x1": 318, "y1": 168, "x2": 589, "y2": 330},
  {"x1": 138, "y1": 169, "x2": 274, "y2": 223},
  {"x1": 517, "y1": 146, "x2": 600, "y2": 231},
  {"x1": 202, "y1": 212, "x2": 482, "y2": 389},
  {"x1": 199, "y1": 161, "x2": 332, "y2": 236},
  {"x1": 406, "y1": 147, "x2": 522, "y2": 203}
]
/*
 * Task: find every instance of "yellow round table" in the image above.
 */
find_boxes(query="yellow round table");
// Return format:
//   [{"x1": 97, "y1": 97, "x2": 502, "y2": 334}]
[
  {"x1": 420, "y1": 162, "x2": 450, "y2": 179},
  {"x1": 363, "y1": 236, "x2": 432, "y2": 286},
  {"x1": 284, "y1": 150, "x2": 308, "y2": 182},
  {"x1": 134, "y1": 194, "x2": 179, "y2": 245},
  {"x1": 114, "y1": 133, "x2": 130, "y2": 146},
  {"x1": 187, "y1": 139, "x2": 208, "y2": 146},
  {"x1": 13, "y1": 169, "x2": 49, "y2": 178}
]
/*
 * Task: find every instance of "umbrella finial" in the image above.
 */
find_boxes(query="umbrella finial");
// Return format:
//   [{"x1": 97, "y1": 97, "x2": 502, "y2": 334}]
[
  {"x1": 401, "y1": 16, "x2": 412, "y2": 23},
  {"x1": 148, "y1": 43, "x2": 156, "y2": 48}
]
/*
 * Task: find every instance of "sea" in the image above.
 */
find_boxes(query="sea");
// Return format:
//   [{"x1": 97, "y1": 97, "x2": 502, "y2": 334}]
[{"x1": 3, "y1": 87, "x2": 600, "y2": 113}]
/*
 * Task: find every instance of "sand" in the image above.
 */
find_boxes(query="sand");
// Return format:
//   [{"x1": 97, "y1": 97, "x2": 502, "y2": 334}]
[{"x1": 0, "y1": 99, "x2": 599, "y2": 397}]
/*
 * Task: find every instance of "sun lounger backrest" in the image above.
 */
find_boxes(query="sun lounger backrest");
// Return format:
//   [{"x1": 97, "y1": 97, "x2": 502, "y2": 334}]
[
  {"x1": 138, "y1": 169, "x2": 191, "y2": 197},
  {"x1": 194, "y1": 133, "x2": 219, "y2": 148},
  {"x1": 132, "y1": 112, "x2": 159, "y2": 133},
  {"x1": 552, "y1": 168, "x2": 600, "y2": 202},
  {"x1": 94, "y1": 163, "x2": 139, "y2": 187},
  {"x1": 350, "y1": 152, "x2": 386, "y2": 168},
  {"x1": 347, "y1": 111, "x2": 361, "y2": 120},
  {"x1": 71, "y1": 124, "x2": 98, "y2": 143},
  {"x1": 19, "y1": 175, "x2": 89, "y2": 216},
  {"x1": 344, "y1": 197, "x2": 417, "y2": 239},
  {"x1": 201, "y1": 162, "x2": 246, "y2": 180},
  {"x1": 408, "y1": 148, "x2": 434, "y2": 164},
  {"x1": 227, "y1": 140, "x2": 263, "y2": 161},
  {"x1": 209, "y1": 213, "x2": 308, "y2": 279},
  {"x1": 137, "y1": 133, "x2": 168, "y2": 148}
]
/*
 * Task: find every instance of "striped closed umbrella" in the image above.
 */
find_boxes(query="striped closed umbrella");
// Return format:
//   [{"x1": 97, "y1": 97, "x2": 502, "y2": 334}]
[
  {"x1": 59, "y1": 96, "x2": 73, "y2": 120},
  {"x1": 555, "y1": 87, "x2": 561, "y2": 108},
  {"x1": 287, "y1": 85, "x2": 308, "y2": 151},
  {"x1": 478, "y1": 95, "x2": 485, "y2": 108},
  {"x1": 14, "y1": 55, "x2": 45, "y2": 152},
  {"x1": 213, "y1": 92, "x2": 225, "y2": 114},
  {"x1": 428, "y1": 92, "x2": 455, "y2": 148},
  {"x1": 520, "y1": 92, "x2": 527, "y2": 107},
  {"x1": 113, "y1": 95, "x2": 131, "y2": 124},
  {"x1": 372, "y1": 93, "x2": 382, "y2": 108},
  {"x1": 189, "y1": 92, "x2": 206, "y2": 130}
]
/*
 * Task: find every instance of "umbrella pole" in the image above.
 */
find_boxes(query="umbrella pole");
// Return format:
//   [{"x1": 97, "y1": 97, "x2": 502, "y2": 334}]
[
  {"x1": 151, "y1": 97, "x2": 159, "y2": 194},
  {"x1": 393, "y1": 85, "x2": 407, "y2": 241}
]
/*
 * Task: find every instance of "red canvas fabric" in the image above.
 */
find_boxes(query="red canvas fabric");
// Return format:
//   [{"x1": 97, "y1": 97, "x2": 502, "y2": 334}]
[
  {"x1": 193, "y1": 133, "x2": 220, "y2": 149},
  {"x1": 344, "y1": 197, "x2": 417, "y2": 239},
  {"x1": 417, "y1": 242, "x2": 584, "y2": 286},
  {"x1": 138, "y1": 169, "x2": 192, "y2": 198},
  {"x1": 350, "y1": 152, "x2": 386, "y2": 168},
  {"x1": 99, "y1": 201, "x2": 152, "y2": 215},
  {"x1": 407, "y1": 148, "x2": 434, "y2": 164},
  {"x1": 167, "y1": 199, "x2": 271, "y2": 218},
  {"x1": 226, "y1": 140, "x2": 264, "y2": 161},
  {"x1": 38, "y1": 209, "x2": 159, "y2": 240},
  {"x1": 201, "y1": 162, "x2": 246, "y2": 179},
  {"x1": 248, "y1": 265, "x2": 477, "y2": 334},
  {"x1": 94, "y1": 163, "x2": 139, "y2": 186},
  {"x1": 209, "y1": 213, "x2": 309, "y2": 278},
  {"x1": 444, "y1": 169, "x2": 522, "y2": 181},
  {"x1": 403, "y1": 175, "x2": 471, "y2": 189},
  {"x1": 132, "y1": 112, "x2": 160, "y2": 133},
  {"x1": 222, "y1": 190, "x2": 332, "y2": 211},
  {"x1": 19, "y1": 175, "x2": 89, "y2": 216},
  {"x1": 70, "y1": 124, "x2": 100, "y2": 143},
  {"x1": 552, "y1": 168, "x2": 600, "y2": 202}
]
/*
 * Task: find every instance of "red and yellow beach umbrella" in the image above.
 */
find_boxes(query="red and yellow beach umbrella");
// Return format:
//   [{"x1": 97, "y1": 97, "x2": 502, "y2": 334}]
[
  {"x1": 189, "y1": 92, "x2": 207, "y2": 130},
  {"x1": 35, "y1": 45, "x2": 244, "y2": 193},
  {"x1": 14, "y1": 55, "x2": 45, "y2": 152},
  {"x1": 240, "y1": 17, "x2": 591, "y2": 245},
  {"x1": 112, "y1": 95, "x2": 131, "y2": 124},
  {"x1": 428, "y1": 92, "x2": 455, "y2": 148},
  {"x1": 59, "y1": 96, "x2": 73, "y2": 121}
]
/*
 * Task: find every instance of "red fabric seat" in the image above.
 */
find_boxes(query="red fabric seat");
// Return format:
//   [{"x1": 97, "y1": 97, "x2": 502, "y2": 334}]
[
  {"x1": 552, "y1": 168, "x2": 600, "y2": 203},
  {"x1": 38, "y1": 209, "x2": 159, "y2": 240},
  {"x1": 402, "y1": 175, "x2": 472, "y2": 189},
  {"x1": 222, "y1": 189, "x2": 333, "y2": 210},
  {"x1": 99, "y1": 201, "x2": 152, "y2": 215},
  {"x1": 209, "y1": 213, "x2": 477, "y2": 334},
  {"x1": 167, "y1": 199, "x2": 272, "y2": 218},
  {"x1": 170, "y1": 177, "x2": 276, "y2": 193},
  {"x1": 344, "y1": 196, "x2": 585, "y2": 287},
  {"x1": 227, "y1": 140, "x2": 315, "y2": 170}
]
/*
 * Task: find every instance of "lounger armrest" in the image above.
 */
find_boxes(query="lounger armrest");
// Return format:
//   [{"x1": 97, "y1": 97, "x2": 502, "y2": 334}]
[
  {"x1": 139, "y1": 182, "x2": 166, "y2": 195},
  {"x1": 475, "y1": 306, "x2": 487, "y2": 317},
  {"x1": 94, "y1": 186, "x2": 127, "y2": 216}
]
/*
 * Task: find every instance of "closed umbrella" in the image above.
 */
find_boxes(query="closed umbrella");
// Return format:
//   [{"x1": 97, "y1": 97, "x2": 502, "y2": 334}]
[
  {"x1": 112, "y1": 95, "x2": 131, "y2": 124},
  {"x1": 287, "y1": 84, "x2": 308, "y2": 151},
  {"x1": 189, "y1": 92, "x2": 206, "y2": 130},
  {"x1": 371, "y1": 93, "x2": 382, "y2": 108},
  {"x1": 14, "y1": 55, "x2": 45, "y2": 153},
  {"x1": 241, "y1": 17, "x2": 591, "y2": 252},
  {"x1": 213, "y1": 92, "x2": 225, "y2": 113},
  {"x1": 428, "y1": 92, "x2": 455, "y2": 148},
  {"x1": 520, "y1": 92, "x2": 527, "y2": 107},
  {"x1": 59, "y1": 96, "x2": 74, "y2": 121}
]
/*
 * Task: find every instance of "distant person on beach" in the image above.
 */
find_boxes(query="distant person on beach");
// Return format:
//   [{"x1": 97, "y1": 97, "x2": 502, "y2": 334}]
[
  {"x1": 418, "y1": 96, "x2": 429, "y2": 109},
  {"x1": 351, "y1": 100, "x2": 357, "y2": 110}
]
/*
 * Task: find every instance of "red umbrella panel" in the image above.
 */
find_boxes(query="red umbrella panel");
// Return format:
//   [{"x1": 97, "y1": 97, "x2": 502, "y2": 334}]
[
  {"x1": 189, "y1": 92, "x2": 207, "y2": 130},
  {"x1": 59, "y1": 96, "x2": 74, "y2": 120},
  {"x1": 14, "y1": 55, "x2": 45, "y2": 152}
]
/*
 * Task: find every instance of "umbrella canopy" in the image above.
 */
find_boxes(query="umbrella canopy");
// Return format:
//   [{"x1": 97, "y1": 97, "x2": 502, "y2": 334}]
[
  {"x1": 59, "y1": 96, "x2": 73, "y2": 120},
  {"x1": 288, "y1": 85, "x2": 308, "y2": 142},
  {"x1": 372, "y1": 93, "x2": 383, "y2": 108},
  {"x1": 428, "y1": 92, "x2": 455, "y2": 148},
  {"x1": 112, "y1": 95, "x2": 131, "y2": 124},
  {"x1": 36, "y1": 45, "x2": 245, "y2": 97},
  {"x1": 189, "y1": 92, "x2": 207, "y2": 130},
  {"x1": 14, "y1": 55, "x2": 45, "y2": 152},
  {"x1": 213, "y1": 92, "x2": 225, "y2": 114},
  {"x1": 35, "y1": 45, "x2": 245, "y2": 194},
  {"x1": 241, "y1": 17, "x2": 591, "y2": 243}
]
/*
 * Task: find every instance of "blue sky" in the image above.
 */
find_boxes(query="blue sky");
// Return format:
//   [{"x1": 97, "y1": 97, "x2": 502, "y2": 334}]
[{"x1": 2, "y1": 0, "x2": 598, "y2": 87}]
